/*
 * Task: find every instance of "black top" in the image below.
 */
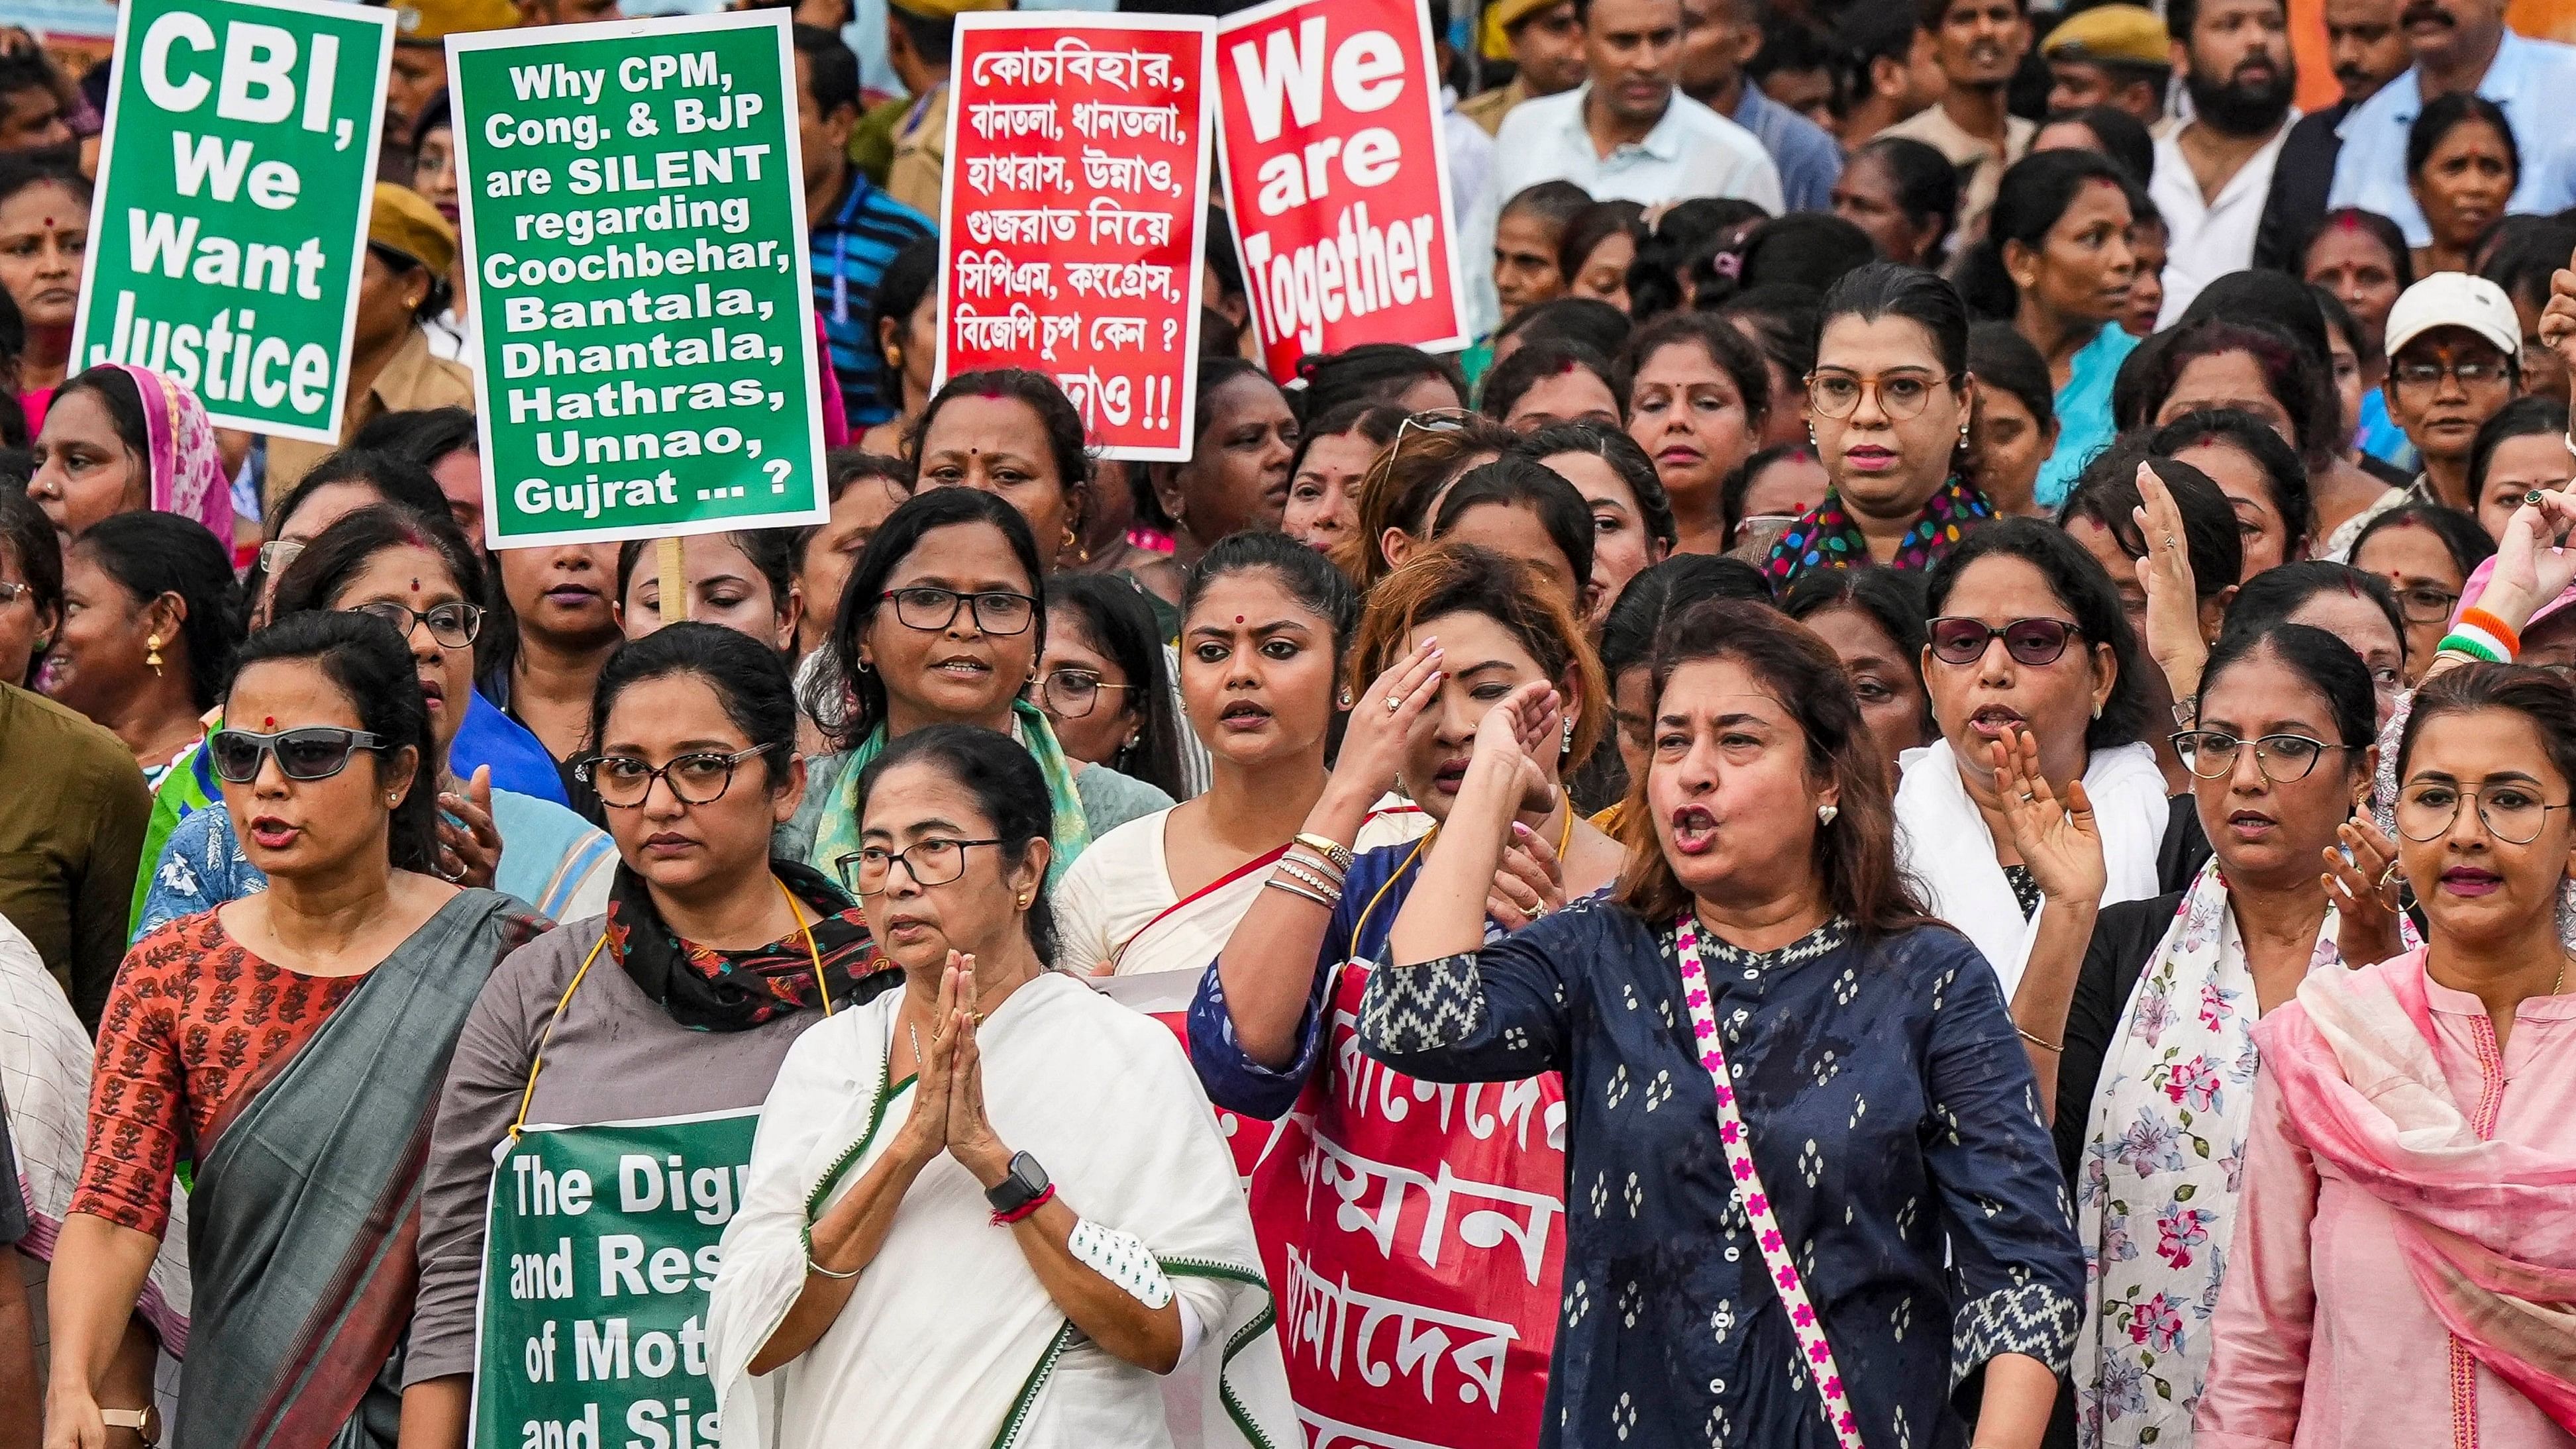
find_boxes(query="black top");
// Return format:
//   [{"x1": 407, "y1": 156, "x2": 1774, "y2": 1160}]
[
  {"x1": 2157, "y1": 793, "x2": 2212, "y2": 895},
  {"x1": 2251, "y1": 101, "x2": 2353, "y2": 274},
  {"x1": 2035, "y1": 889, "x2": 2185, "y2": 1449},
  {"x1": 2047, "y1": 891, "x2": 2187, "y2": 1186}
]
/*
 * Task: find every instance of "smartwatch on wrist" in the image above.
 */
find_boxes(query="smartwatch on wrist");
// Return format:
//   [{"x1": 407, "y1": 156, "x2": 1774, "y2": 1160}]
[
  {"x1": 984, "y1": 1151, "x2": 1049, "y2": 1215},
  {"x1": 101, "y1": 1407, "x2": 162, "y2": 1445}
]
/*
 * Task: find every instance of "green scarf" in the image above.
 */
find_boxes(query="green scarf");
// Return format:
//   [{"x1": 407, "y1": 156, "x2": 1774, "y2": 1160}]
[{"x1": 807, "y1": 699, "x2": 1093, "y2": 895}]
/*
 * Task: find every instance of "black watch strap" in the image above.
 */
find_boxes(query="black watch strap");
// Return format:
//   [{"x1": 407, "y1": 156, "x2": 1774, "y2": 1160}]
[{"x1": 984, "y1": 1150, "x2": 1049, "y2": 1214}]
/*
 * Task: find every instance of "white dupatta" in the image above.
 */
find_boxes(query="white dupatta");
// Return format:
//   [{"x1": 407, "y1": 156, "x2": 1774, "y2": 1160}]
[
  {"x1": 1895, "y1": 738, "x2": 2169, "y2": 996},
  {"x1": 707, "y1": 972, "x2": 1297, "y2": 1449}
]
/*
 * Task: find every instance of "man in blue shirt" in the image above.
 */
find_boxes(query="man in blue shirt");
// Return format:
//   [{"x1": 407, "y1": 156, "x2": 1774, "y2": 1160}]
[
  {"x1": 2324, "y1": 0, "x2": 2576, "y2": 245},
  {"x1": 1677, "y1": 0, "x2": 1841, "y2": 211},
  {"x1": 794, "y1": 25, "x2": 933, "y2": 430}
]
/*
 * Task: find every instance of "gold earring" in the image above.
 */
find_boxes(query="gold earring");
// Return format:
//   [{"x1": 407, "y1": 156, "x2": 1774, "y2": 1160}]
[
  {"x1": 145, "y1": 634, "x2": 164, "y2": 675},
  {"x1": 1016, "y1": 893, "x2": 1029, "y2": 909}
]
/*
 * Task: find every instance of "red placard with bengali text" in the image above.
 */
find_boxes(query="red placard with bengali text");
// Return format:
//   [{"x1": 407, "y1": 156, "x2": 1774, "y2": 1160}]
[
  {"x1": 1213, "y1": 0, "x2": 1468, "y2": 385},
  {"x1": 936, "y1": 13, "x2": 1214, "y2": 461}
]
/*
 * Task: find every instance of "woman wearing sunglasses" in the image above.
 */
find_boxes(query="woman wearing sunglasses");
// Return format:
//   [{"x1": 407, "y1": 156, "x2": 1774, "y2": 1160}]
[
  {"x1": 1896, "y1": 519, "x2": 2167, "y2": 1000},
  {"x1": 136, "y1": 507, "x2": 616, "y2": 936},
  {"x1": 399, "y1": 624, "x2": 897, "y2": 1449},
  {"x1": 46, "y1": 609, "x2": 544, "y2": 1449},
  {"x1": 1990, "y1": 623, "x2": 2383, "y2": 1447},
  {"x1": 2188, "y1": 485, "x2": 2576, "y2": 1444},
  {"x1": 709, "y1": 724, "x2": 1297, "y2": 1449},
  {"x1": 791, "y1": 488, "x2": 1172, "y2": 895},
  {"x1": 1765, "y1": 264, "x2": 1998, "y2": 588}
]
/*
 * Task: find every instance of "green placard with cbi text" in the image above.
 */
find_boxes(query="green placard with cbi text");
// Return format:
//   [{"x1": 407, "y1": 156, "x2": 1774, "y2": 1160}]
[
  {"x1": 448, "y1": 11, "x2": 827, "y2": 549},
  {"x1": 70, "y1": 0, "x2": 392, "y2": 442},
  {"x1": 469, "y1": 1111, "x2": 761, "y2": 1449}
]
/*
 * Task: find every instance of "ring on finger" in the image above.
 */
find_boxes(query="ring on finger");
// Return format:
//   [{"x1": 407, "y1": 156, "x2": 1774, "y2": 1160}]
[{"x1": 1385, "y1": 695, "x2": 1402, "y2": 712}]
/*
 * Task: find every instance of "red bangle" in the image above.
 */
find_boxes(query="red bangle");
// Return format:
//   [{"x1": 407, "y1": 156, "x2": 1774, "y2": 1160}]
[{"x1": 990, "y1": 1183, "x2": 1055, "y2": 1226}]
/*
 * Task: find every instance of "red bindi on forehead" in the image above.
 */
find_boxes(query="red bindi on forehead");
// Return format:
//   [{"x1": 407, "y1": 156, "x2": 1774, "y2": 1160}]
[{"x1": 262, "y1": 716, "x2": 276, "y2": 728}]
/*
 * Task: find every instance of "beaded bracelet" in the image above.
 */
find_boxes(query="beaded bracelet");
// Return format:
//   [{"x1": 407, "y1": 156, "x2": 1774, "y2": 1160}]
[{"x1": 1277, "y1": 858, "x2": 1346, "y2": 901}]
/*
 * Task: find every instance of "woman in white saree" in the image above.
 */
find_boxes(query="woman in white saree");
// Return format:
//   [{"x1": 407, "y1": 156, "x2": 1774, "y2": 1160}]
[{"x1": 707, "y1": 724, "x2": 1296, "y2": 1449}]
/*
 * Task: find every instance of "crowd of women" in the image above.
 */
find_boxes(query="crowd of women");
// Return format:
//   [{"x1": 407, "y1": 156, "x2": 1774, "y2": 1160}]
[{"x1": 0, "y1": 56, "x2": 2571, "y2": 1449}]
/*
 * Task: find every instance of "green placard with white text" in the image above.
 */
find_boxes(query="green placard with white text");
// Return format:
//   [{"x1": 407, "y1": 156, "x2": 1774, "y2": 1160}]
[
  {"x1": 70, "y1": 0, "x2": 393, "y2": 442},
  {"x1": 448, "y1": 10, "x2": 828, "y2": 549}
]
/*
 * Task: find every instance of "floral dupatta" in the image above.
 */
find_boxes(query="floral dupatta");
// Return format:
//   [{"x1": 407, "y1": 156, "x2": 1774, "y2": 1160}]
[{"x1": 2071, "y1": 860, "x2": 2339, "y2": 1448}]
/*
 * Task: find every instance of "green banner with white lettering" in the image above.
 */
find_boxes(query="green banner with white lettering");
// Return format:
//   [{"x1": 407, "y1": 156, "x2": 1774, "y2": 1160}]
[
  {"x1": 447, "y1": 11, "x2": 828, "y2": 550},
  {"x1": 469, "y1": 1111, "x2": 760, "y2": 1449},
  {"x1": 70, "y1": 0, "x2": 392, "y2": 441}
]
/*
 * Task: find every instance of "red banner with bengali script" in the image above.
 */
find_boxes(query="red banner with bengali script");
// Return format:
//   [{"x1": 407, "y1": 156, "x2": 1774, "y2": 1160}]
[
  {"x1": 937, "y1": 13, "x2": 1215, "y2": 460},
  {"x1": 1249, "y1": 961, "x2": 1563, "y2": 1449},
  {"x1": 1211, "y1": 0, "x2": 1469, "y2": 384}
]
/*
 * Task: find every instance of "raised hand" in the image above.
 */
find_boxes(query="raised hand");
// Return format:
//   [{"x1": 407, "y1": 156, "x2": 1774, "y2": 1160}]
[
  {"x1": 2130, "y1": 462, "x2": 2212, "y2": 703},
  {"x1": 893, "y1": 957, "x2": 964, "y2": 1166},
  {"x1": 2477, "y1": 485, "x2": 2576, "y2": 634},
  {"x1": 1333, "y1": 640, "x2": 1443, "y2": 799},
  {"x1": 1487, "y1": 822, "x2": 1567, "y2": 930},
  {"x1": 1994, "y1": 730, "x2": 2106, "y2": 909},
  {"x1": 1474, "y1": 678, "x2": 1563, "y2": 818},
  {"x1": 944, "y1": 995, "x2": 1011, "y2": 1188},
  {"x1": 2323, "y1": 817, "x2": 2406, "y2": 967},
  {"x1": 436, "y1": 765, "x2": 503, "y2": 889},
  {"x1": 2538, "y1": 251, "x2": 2576, "y2": 384}
]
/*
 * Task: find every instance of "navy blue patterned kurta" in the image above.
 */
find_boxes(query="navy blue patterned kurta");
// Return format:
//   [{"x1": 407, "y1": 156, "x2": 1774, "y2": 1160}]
[{"x1": 1358, "y1": 901, "x2": 2084, "y2": 1449}]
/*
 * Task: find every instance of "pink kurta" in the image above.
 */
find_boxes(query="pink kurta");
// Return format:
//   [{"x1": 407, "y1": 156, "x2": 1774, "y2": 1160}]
[{"x1": 2194, "y1": 961, "x2": 2576, "y2": 1449}]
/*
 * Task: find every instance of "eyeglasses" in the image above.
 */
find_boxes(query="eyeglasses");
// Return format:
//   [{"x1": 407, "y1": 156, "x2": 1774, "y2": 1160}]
[
  {"x1": 350, "y1": 599, "x2": 485, "y2": 649},
  {"x1": 1804, "y1": 369, "x2": 1959, "y2": 421},
  {"x1": 1025, "y1": 668, "x2": 1135, "y2": 719},
  {"x1": 2171, "y1": 730, "x2": 2347, "y2": 783},
  {"x1": 882, "y1": 586, "x2": 1036, "y2": 636},
  {"x1": 257, "y1": 539, "x2": 306, "y2": 579},
  {"x1": 1391, "y1": 406, "x2": 1470, "y2": 452},
  {"x1": 0, "y1": 580, "x2": 28, "y2": 606},
  {"x1": 1927, "y1": 616, "x2": 2082, "y2": 667},
  {"x1": 2389, "y1": 355, "x2": 2512, "y2": 391},
  {"x1": 576, "y1": 746, "x2": 773, "y2": 808},
  {"x1": 835, "y1": 837, "x2": 1005, "y2": 894},
  {"x1": 2389, "y1": 584, "x2": 2461, "y2": 625},
  {"x1": 2395, "y1": 781, "x2": 2573, "y2": 844},
  {"x1": 207, "y1": 726, "x2": 387, "y2": 783}
]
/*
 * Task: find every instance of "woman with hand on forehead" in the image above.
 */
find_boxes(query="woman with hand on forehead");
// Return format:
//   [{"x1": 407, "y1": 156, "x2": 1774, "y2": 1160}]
[{"x1": 1355, "y1": 598, "x2": 2083, "y2": 1449}]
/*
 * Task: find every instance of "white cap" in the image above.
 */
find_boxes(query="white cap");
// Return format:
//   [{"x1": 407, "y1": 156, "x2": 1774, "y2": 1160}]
[{"x1": 2383, "y1": 272, "x2": 2521, "y2": 360}]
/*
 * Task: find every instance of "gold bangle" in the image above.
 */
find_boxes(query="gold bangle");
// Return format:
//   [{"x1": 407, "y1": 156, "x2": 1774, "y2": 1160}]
[
  {"x1": 1294, "y1": 832, "x2": 1356, "y2": 872},
  {"x1": 2016, "y1": 1025, "x2": 2063, "y2": 1054}
]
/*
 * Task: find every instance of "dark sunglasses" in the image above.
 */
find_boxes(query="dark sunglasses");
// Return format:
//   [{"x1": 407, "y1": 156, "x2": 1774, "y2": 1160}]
[
  {"x1": 1927, "y1": 617, "x2": 2082, "y2": 667},
  {"x1": 207, "y1": 726, "x2": 387, "y2": 783}
]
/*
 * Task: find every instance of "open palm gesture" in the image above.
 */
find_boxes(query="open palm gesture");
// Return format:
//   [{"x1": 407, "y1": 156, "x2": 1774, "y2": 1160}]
[{"x1": 1994, "y1": 730, "x2": 2104, "y2": 908}]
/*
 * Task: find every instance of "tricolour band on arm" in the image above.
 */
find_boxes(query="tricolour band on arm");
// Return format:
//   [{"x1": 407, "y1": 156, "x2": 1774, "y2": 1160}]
[{"x1": 1066, "y1": 1219, "x2": 1176, "y2": 1311}]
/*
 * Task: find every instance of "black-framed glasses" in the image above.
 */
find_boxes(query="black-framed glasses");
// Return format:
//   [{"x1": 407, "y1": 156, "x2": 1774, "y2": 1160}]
[
  {"x1": 1927, "y1": 616, "x2": 2081, "y2": 667},
  {"x1": 2171, "y1": 730, "x2": 2347, "y2": 783},
  {"x1": 2395, "y1": 782, "x2": 2573, "y2": 844},
  {"x1": 835, "y1": 837, "x2": 1005, "y2": 894},
  {"x1": 350, "y1": 599, "x2": 485, "y2": 649},
  {"x1": 207, "y1": 726, "x2": 387, "y2": 783},
  {"x1": 576, "y1": 746, "x2": 773, "y2": 808},
  {"x1": 2389, "y1": 355, "x2": 2512, "y2": 391},
  {"x1": 882, "y1": 586, "x2": 1036, "y2": 636},
  {"x1": 1025, "y1": 668, "x2": 1135, "y2": 719},
  {"x1": 1804, "y1": 369, "x2": 1961, "y2": 421},
  {"x1": 2389, "y1": 584, "x2": 2461, "y2": 625}
]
